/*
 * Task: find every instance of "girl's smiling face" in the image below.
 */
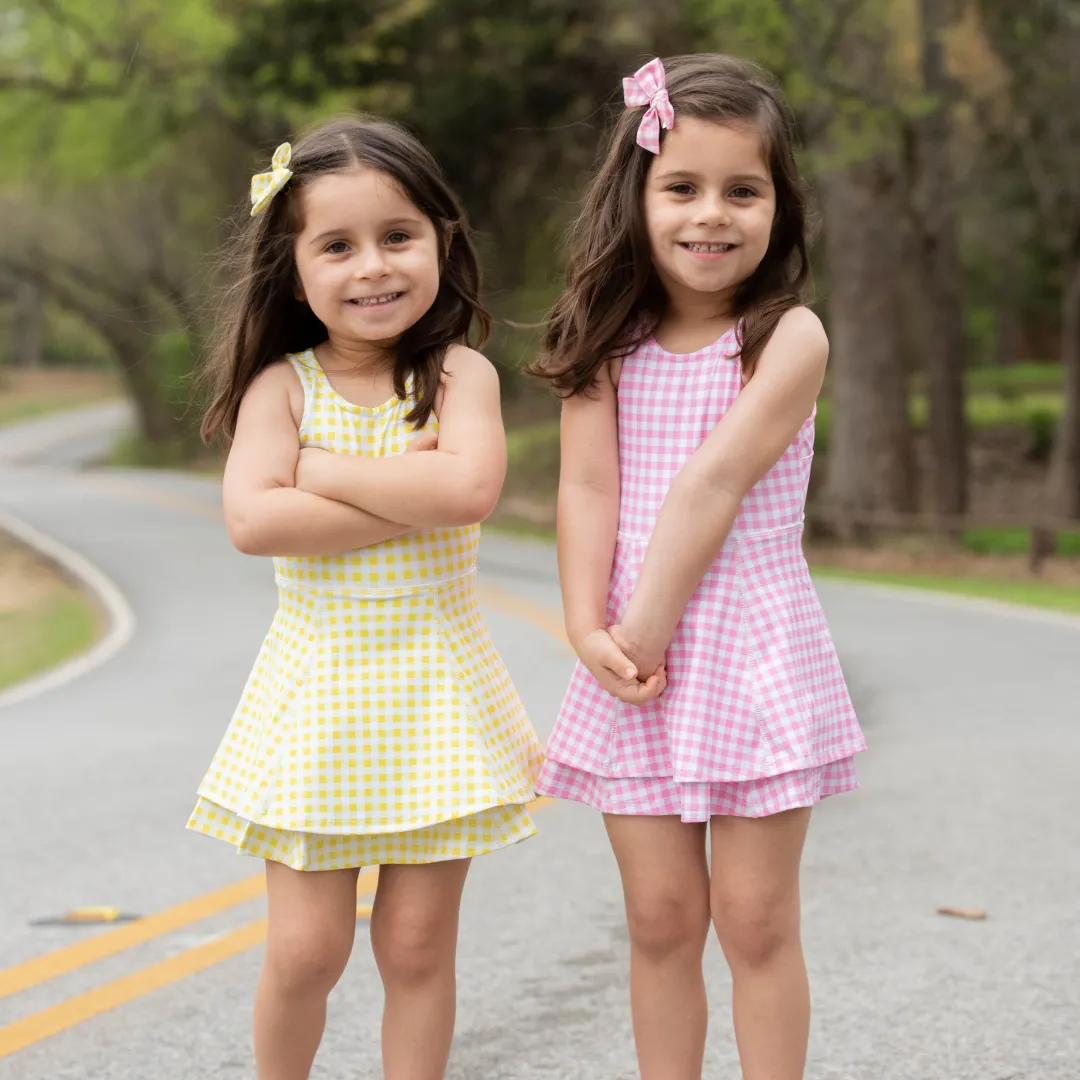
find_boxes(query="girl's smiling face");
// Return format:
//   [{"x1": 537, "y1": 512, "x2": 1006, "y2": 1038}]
[
  {"x1": 643, "y1": 116, "x2": 777, "y2": 312},
  {"x1": 293, "y1": 167, "x2": 442, "y2": 346}
]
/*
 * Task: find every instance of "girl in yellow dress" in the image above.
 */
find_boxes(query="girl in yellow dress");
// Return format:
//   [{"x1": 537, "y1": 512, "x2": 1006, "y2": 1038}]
[{"x1": 189, "y1": 116, "x2": 543, "y2": 1080}]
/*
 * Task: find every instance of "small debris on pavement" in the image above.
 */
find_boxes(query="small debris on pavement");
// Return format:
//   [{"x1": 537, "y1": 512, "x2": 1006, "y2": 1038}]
[
  {"x1": 935, "y1": 905, "x2": 987, "y2": 920},
  {"x1": 31, "y1": 906, "x2": 141, "y2": 926}
]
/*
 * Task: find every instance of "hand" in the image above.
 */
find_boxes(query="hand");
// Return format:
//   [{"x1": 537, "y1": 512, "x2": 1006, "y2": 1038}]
[
  {"x1": 609, "y1": 623, "x2": 666, "y2": 686},
  {"x1": 294, "y1": 446, "x2": 331, "y2": 494},
  {"x1": 405, "y1": 430, "x2": 438, "y2": 453},
  {"x1": 576, "y1": 628, "x2": 666, "y2": 705}
]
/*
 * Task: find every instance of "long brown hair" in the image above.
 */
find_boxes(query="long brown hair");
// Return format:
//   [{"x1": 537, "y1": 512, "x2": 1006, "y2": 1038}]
[
  {"x1": 529, "y1": 54, "x2": 813, "y2": 396},
  {"x1": 201, "y1": 116, "x2": 491, "y2": 443}
]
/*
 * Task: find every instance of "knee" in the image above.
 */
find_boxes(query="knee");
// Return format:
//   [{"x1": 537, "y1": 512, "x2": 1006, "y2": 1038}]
[
  {"x1": 626, "y1": 888, "x2": 710, "y2": 963},
  {"x1": 265, "y1": 922, "x2": 353, "y2": 997},
  {"x1": 711, "y1": 886, "x2": 799, "y2": 970},
  {"x1": 371, "y1": 907, "x2": 453, "y2": 988}
]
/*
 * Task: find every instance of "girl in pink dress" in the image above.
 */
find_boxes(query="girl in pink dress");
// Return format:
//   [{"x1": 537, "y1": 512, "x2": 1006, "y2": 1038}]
[{"x1": 530, "y1": 55, "x2": 866, "y2": 1080}]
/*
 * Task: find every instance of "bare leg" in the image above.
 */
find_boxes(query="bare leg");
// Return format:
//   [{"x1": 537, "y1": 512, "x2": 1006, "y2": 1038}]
[
  {"x1": 710, "y1": 808, "x2": 812, "y2": 1080},
  {"x1": 254, "y1": 862, "x2": 360, "y2": 1080},
  {"x1": 369, "y1": 859, "x2": 471, "y2": 1080},
  {"x1": 605, "y1": 815, "x2": 711, "y2": 1080}
]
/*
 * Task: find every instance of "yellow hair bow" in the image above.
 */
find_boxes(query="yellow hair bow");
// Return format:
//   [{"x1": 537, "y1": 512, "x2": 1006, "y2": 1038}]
[{"x1": 249, "y1": 142, "x2": 293, "y2": 217}]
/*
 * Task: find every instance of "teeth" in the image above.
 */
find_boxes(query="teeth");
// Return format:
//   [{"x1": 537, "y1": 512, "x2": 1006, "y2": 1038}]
[
  {"x1": 352, "y1": 293, "x2": 402, "y2": 306},
  {"x1": 685, "y1": 243, "x2": 733, "y2": 253}
]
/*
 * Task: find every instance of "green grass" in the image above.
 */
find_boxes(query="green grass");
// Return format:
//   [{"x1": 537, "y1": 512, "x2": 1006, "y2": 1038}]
[
  {"x1": 0, "y1": 399, "x2": 73, "y2": 427},
  {"x1": 504, "y1": 419, "x2": 561, "y2": 496},
  {"x1": 810, "y1": 565, "x2": 1080, "y2": 615},
  {"x1": 962, "y1": 363, "x2": 1063, "y2": 394},
  {"x1": 485, "y1": 517, "x2": 1080, "y2": 618},
  {"x1": 0, "y1": 369, "x2": 120, "y2": 429},
  {"x1": 961, "y1": 526, "x2": 1080, "y2": 558},
  {"x1": 0, "y1": 592, "x2": 100, "y2": 692}
]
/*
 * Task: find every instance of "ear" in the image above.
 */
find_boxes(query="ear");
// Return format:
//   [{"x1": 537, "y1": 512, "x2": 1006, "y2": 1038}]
[
  {"x1": 443, "y1": 222, "x2": 454, "y2": 257},
  {"x1": 294, "y1": 273, "x2": 306, "y2": 303}
]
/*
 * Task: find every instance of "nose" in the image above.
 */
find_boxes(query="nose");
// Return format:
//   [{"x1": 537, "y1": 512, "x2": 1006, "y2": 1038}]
[
  {"x1": 353, "y1": 243, "x2": 391, "y2": 280},
  {"x1": 694, "y1": 192, "x2": 731, "y2": 228}
]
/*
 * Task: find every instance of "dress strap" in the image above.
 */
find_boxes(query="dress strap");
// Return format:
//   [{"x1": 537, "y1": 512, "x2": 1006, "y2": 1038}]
[{"x1": 286, "y1": 350, "x2": 318, "y2": 434}]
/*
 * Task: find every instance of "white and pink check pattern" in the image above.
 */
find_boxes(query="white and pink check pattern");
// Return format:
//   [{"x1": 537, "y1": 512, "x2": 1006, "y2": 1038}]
[
  {"x1": 623, "y1": 57, "x2": 675, "y2": 154},
  {"x1": 537, "y1": 327, "x2": 867, "y2": 820}
]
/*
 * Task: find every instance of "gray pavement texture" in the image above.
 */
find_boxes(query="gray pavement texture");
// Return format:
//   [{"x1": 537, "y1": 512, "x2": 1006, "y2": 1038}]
[{"x1": 0, "y1": 404, "x2": 1078, "y2": 1079}]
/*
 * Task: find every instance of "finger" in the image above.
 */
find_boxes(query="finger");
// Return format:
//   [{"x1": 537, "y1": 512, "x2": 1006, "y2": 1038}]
[
  {"x1": 610, "y1": 676, "x2": 656, "y2": 705},
  {"x1": 642, "y1": 675, "x2": 666, "y2": 699},
  {"x1": 599, "y1": 638, "x2": 637, "y2": 682}
]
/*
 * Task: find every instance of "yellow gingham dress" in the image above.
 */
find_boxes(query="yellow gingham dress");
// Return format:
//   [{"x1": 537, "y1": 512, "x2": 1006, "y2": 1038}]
[{"x1": 187, "y1": 349, "x2": 543, "y2": 870}]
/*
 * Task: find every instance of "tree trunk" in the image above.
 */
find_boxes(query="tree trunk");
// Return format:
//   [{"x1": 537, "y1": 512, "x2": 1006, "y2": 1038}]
[
  {"x1": 1048, "y1": 256, "x2": 1080, "y2": 518},
  {"x1": 993, "y1": 281, "x2": 1019, "y2": 368},
  {"x1": 822, "y1": 157, "x2": 917, "y2": 536},
  {"x1": 910, "y1": 0, "x2": 968, "y2": 518},
  {"x1": 33, "y1": 271, "x2": 192, "y2": 451},
  {"x1": 14, "y1": 279, "x2": 44, "y2": 369}
]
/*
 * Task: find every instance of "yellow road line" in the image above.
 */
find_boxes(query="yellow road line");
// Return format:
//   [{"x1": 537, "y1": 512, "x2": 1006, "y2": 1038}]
[
  {"x1": 0, "y1": 474, "x2": 567, "y2": 1058},
  {"x1": 477, "y1": 583, "x2": 568, "y2": 645},
  {"x1": 0, "y1": 920, "x2": 267, "y2": 1059},
  {"x1": 0, "y1": 868, "x2": 380, "y2": 1059},
  {"x1": 0, "y1": 874, "x2": 266, "y2": 1000}
]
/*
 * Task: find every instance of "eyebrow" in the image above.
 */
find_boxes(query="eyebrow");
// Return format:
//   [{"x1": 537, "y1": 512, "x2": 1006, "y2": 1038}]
[
  {"x1": 308, "y1": 216, "x2": 427, "y2": 246},
  {"x1": 654, "y1": 169, "x2": 770, "y2": 185}
]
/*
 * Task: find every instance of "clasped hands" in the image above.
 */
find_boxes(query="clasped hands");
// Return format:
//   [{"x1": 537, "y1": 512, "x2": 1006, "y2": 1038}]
[{"x1": 575, "y1": 623, "x2": 667, "y2": 706}]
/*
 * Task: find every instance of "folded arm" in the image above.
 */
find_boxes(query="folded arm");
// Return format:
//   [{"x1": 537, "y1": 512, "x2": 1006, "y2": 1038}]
[
  {"x1": 222, "y1": 362, "x2": 411, "y2": 557},
  {"x1": 618, "y1": 308, "x2": 830, "y2": 671},
  {"x1": 295, "y1": 346, "x2": 506, "y2": 528}
]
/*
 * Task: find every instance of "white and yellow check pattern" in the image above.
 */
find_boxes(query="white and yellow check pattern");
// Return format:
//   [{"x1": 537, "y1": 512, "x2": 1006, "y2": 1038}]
[{"x1": 188, "y1": 350, "x2": 543, "y2": 870}]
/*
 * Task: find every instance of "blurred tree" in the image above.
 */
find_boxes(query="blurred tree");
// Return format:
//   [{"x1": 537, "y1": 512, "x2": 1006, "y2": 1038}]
[
  {"x1": 771, "y1": 0, "x2": 920, "y2": 529},
  {"x1": 977, "y1": 0, "x2": 1080, "y2": 518},
  {"x1": 909, "y1": 0, "x2": 968, "y2": 519},
  {"x1": 13, "y1": 279, "x2": 44, "y2": 369}
]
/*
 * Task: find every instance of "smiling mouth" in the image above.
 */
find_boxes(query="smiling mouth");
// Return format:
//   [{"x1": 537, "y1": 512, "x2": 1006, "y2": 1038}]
[
  {"x1": 680, "y1": 242, "x2": 736, "y2": 253},
  {"x1": 348, "y1": 292, "x2": 404, "y2": 307}
]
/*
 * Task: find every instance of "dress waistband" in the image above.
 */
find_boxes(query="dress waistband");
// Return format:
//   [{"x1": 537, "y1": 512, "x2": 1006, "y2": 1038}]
[
  {"x1": 274, "y1": 565, "x2": 477, "y2": 599},
  {"x1": 617, "y1": 518, "x2": 804, "y2": 544}
]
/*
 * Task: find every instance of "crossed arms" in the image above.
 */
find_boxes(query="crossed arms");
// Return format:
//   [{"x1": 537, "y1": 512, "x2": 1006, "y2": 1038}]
[{"x1": 222, "y1": 347, "x2": 507, "y2": 557}]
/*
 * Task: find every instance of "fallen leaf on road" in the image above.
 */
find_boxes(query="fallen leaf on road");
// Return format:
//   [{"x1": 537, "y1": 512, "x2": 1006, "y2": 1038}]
[{"x1": 936, "y1": 906, "x2": 987, "y2": 920}]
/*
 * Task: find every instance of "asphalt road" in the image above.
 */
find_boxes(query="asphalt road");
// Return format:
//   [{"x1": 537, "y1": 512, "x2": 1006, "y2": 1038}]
[{"x1": 0, "y1": 404, "x2": 1077, "y2": 1079}]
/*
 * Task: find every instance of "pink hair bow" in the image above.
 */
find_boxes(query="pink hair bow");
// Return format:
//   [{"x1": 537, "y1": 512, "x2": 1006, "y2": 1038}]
[{"x1": 622, "y1": 58, "x2": 674, "y2": 154}]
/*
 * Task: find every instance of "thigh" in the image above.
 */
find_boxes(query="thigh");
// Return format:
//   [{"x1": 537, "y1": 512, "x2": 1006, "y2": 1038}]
[
  {"x1": 605, "y1": 815, "x2": 710, "y2": 909},
  {"x1": 709, "y1": 808, "x2": 811, "y2": 908},
  {"x1": 264, "y1": 861, "x2": 361, "y2": 954},
  {"x1": 371, "y1": 859, "x2": 472, "y2": 928}
]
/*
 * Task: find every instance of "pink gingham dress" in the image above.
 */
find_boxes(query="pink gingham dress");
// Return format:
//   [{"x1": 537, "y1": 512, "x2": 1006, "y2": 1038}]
[{"x1": 537, "y1": 326, "x2": 866, "y2": 820}]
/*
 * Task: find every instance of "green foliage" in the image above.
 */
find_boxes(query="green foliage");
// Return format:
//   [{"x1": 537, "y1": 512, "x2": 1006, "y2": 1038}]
[
  {"x1": 505, "y1": 419, "x2": 560, "y2": 495},
  {"x1": 0, "y1": 591, "x2": 99, "y2": 692},
  {"x1": 810, "y1": 566, "x2": 1080, "y2": 614},
  {"x1": 963, "y1": 363, "x2": 1062, "y2": 394},
  {"x1": 1, "y1": 0, "x2": 1072, "y2": 490},
  {"x1": 961, "y1": 526, "x2": 1080, "y2": 558},
  {"x1": 1024, "y1": 406, "x2": 1058, "y2": 463}
]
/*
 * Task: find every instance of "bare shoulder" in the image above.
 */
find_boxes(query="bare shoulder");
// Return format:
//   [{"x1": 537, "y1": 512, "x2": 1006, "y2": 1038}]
[
  {"x1": 240, "y1": 359, "x2": 304, "y2": 426},
  {"x1": 443, "y1": 344, "x2": 500, "y2": 387},
  {"x1": 761, "y1": 306, "x2": 829, "y2": 373}
]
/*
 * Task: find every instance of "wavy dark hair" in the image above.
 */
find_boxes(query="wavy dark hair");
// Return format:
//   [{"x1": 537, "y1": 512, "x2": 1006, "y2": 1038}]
[
  {"x1": 529, "y1": 53, "x2": 813, "y2": 395},
  {"x1": 201, "y1": 116, "x2": 490, "y2": 443}
]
